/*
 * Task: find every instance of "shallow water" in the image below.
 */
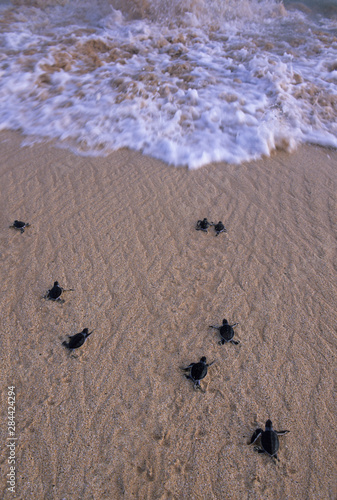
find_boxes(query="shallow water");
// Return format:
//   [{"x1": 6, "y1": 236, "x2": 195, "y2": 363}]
[{"x1": 1, "y1": 0, "x2": 337, "y2": 167}]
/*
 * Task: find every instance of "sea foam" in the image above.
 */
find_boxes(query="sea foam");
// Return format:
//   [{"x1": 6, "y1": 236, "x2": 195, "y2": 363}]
[{"x1": 1, "y1": 0, "x2": 337, "y2": 168}]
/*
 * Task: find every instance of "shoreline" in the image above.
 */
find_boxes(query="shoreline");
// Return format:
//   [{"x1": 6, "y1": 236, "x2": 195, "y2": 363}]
[{"x1": 0, "y1": 130, "x2": 336, "y2": 499}]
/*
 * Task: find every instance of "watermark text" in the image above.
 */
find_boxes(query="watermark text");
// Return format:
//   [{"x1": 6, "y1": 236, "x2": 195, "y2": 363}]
[{"x1": 7, "y1": 386, "x2": 16, "y2": 493}]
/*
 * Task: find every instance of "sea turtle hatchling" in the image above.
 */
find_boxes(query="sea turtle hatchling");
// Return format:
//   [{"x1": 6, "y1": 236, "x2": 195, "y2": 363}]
[
  {"x1": 212, "y1": 221, "x2": 227, "y2": 236},
  {"x1": 196, "y1": 218, "x2": 213, "y2": 232},
  {"x1": 9, "y1": 220, "x2": 30, "y2": 233},
  {"x1": 62, "y1": 328, "x2": 94, "y2": 350},
  {"x1": 44, "y1": 281, "x2": 74, "y2": 303},
  {"x1": 250, "y1": 419, "x2": 290, "y2": 461},
  {"x1": 209, "y1": 319, "x2": 240, "y2": 345},
  {"x1": 181, "y1": 356, "x2": 214, "y2": 392}
]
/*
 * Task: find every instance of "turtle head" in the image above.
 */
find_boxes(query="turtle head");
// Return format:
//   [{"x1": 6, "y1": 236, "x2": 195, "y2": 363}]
[
  {"x1": 222, "y1": 318, "x2": 228, "y2": 325},
  {"x1": 200, "y1": 356, "x2": 207, "y2": 364},
  {"x1": 82, "y1": 328, "x2": 89, "y2": 334},
  {"x1": 265, "y1": 419, "x2": 273, "y2": 430},
  {"x1": 54, "y1": 281, "x2": 59, "y2": 286}
]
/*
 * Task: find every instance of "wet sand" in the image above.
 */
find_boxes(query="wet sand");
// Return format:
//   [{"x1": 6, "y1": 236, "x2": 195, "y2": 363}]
[{"x1": 0, "y1": 130, "x2": 336, "y2": 499}]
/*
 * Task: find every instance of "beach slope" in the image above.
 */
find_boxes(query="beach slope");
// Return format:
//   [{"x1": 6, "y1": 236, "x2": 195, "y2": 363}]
[{"x1": 0, "y1": 131, "x2": 336, "y2": 499}]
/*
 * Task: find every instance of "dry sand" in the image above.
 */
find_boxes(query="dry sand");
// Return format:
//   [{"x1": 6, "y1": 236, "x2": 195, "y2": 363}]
[{"x1": 0, "y1": 130, "x2": 336, "y2": 500}]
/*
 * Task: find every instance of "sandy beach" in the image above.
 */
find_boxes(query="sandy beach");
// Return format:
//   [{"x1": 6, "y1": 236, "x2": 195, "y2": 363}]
[{"x1": 0, "y1": 130, "x2": 336, "y2": 500}]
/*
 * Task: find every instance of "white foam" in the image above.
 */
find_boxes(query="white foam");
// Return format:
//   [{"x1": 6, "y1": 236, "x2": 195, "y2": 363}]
[{"x1": 0, "y1": 0, "x2": 337, "y2": 167}]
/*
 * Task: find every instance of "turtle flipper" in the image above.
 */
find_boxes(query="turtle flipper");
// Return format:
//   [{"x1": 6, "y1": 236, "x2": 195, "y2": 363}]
[
  {"x1": 230, "y1": 339, "x2": 240, "y2": 345},
  {"x1": 250, "y1": 428, "x2": 263, "y2": 444},
  {"x1": 184, "y1": 374, "x2": 203, "y2": 390},
  {"x1": 181, "y1": 363, "x2": 195, "y2": 371},
  {"x1": 194, "y1": 381, "x2": 205, "y2": 393},
  {"x1": 44, "y1": 291, "x2": 65, "y2": 303},
  {"x1": 275, "y1": 430, "x2": 290, "y2": 436},
  {"x1": 195, "y1": 221, "x2": 205, "y2": 231}
]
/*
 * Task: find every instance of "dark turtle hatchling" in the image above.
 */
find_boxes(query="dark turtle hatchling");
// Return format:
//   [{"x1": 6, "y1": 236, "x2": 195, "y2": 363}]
[
  {"x1": 62, "y1": 328, "x2": 94, "y2": 350},
  {"x1": 44, "y1": 281, "x2": 73, "y2": 303},
  {"x1": 250, "y1": 419, "x2": 290, "y2": 461},
  {"x1": 181, "y1": 356, "x2": 214, "y2": 392},
  {"x1": 196, "y1": 218, "x2": 213, "y2": 232},
  {"x1": 212, "y1": 221, "x2": 227, "y2": 236},
  {"x1": 209, "y1": 319, "x2": 240, "y2": 345},
  {"x1": 9, "y1": 220, "x2": 30, "y2": 233}
]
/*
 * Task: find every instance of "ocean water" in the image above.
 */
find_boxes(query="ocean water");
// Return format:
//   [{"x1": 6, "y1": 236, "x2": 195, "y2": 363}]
[{"x1": 1, "y1": 0, "x2": 337, "y2": 168}]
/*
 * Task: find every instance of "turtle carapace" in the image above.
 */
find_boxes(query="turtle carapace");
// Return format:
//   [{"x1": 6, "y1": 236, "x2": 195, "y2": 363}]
[
  {"x1": 209, "y1": 319, "x2": 240, "y2": 345},
  {"x1": 196, "y1": 218, "x2": 213, "y2": 232},
  {"x1": 250, "y1": 419, "x2": 290, "y2": 461},
  {"x1": 213, "y1": 221, "x2": 226, "y2": 236},
  {"x1": 9, "y1": 220, "x2": 30, "y2": 233},
  {"x1": 44, "y1": 281, "x2": 73, "y2": 303},
  {"x1": 181, "y1": 356, "x2": 214, "y2": 392},
  {"x1": 62, "y1": 328, "x2": 93, "y2": 350}
]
